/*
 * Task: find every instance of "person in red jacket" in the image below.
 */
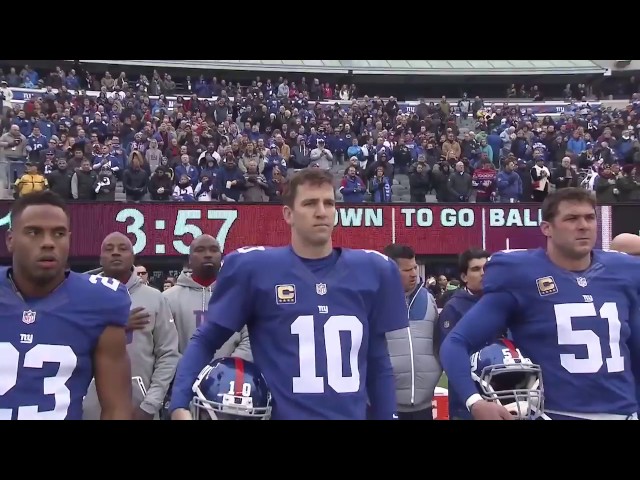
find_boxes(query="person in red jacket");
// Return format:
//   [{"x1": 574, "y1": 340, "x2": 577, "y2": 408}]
[{"x1": 471, "y1": 157, "x2": 497, "y2": 202}]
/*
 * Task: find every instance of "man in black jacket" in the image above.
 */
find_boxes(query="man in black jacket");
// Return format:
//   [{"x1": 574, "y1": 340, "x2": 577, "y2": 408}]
[
  {"x1": 71, "y1": 159, "x2": 97, "y2": 200},
  {"x1": 46, "y1": 158, "x2": 73, "y2": 199},
  {"x1": 434, "y1": 248, "x2": 489, "y2": 420}
]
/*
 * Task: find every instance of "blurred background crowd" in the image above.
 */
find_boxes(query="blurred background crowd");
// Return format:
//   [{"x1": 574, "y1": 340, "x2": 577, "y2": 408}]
[{"x1": 2, "y1": 60, "x2": 640, "y2": 207}]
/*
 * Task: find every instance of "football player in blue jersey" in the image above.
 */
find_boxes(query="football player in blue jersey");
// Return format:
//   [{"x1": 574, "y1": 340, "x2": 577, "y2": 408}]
[
  {"x1": 171, "y1": 169, "x2": 409, "y2": 420},
  {"x1": 0, "y1": 190, "x2": 133, "y2": 420},
  {"x1": 440, "y1": 187, "x2": 640, "y2": 420}
]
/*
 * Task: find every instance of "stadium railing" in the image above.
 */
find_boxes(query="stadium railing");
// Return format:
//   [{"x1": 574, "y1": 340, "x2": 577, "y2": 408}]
[
  {"x1": 0, "y1": 149, "x2": 11, "y2": 200},
  {"x1": 8, "y1": 87, "x2": 604, "y2": 119}
]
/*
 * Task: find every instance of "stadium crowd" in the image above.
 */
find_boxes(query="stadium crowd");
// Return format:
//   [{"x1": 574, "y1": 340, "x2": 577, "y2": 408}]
[{"x1": 3, "y1": 64, "x2": 640, "y2": 206}]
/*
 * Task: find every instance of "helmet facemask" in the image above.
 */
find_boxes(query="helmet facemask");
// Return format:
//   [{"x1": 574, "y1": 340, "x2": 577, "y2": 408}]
[
  {"x1": 190, "y1": 361, "x2": 273, "y2": 421},
  {"x1": 191, "y1": 393, "x2": 272, "y2": 420},
  {"x1": 473, "y1": 363, "x2": 544, "y2": 420}
]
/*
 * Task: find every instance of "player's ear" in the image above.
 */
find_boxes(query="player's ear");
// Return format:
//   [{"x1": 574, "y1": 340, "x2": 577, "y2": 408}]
[
  {"x1": 98, "y1": 251, "x2": 109, "y2": 269},
  {"x1": 5, "y1": 229, "x2": 13, "y2": 254},
  {"x1": 539, "y1": 220, "x2": 551, "y2": 238},
  {"x1": 282, "y1": 205, "x2": 293, "y2": 226}
]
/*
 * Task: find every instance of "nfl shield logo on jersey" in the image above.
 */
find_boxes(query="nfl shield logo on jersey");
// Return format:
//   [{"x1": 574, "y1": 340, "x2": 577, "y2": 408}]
[
  {"x1": 315, "y1": 283, "x2": 327, "y2": 296},
  {"x1": 576, "y1": 277, "x2": 588, "y2": 287},
  {"x1": 22, "y1": 310, "x2": 37, "y2": 325}
]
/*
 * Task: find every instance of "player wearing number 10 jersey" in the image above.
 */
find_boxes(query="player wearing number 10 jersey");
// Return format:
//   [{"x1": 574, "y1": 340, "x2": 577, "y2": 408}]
[
  {"x1": 170, "y1": 169, "x2": 409, "y2": 420},
  {"x1": 0, "y1": 191, "x2": 133, "y2": 420},
  {"x1": 440, "y1": 188, "x2": 640, "y2": 420}
]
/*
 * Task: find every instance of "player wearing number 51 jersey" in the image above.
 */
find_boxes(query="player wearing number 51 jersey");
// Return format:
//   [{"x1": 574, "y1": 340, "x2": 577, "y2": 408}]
[
  {"x1": 441, "y1": 188, "x2": 640, "y2": 420},
  {"x1": 171, "y1": 169, "x2": 409, "y2": 420},
  {"x1": 0, "y1": 191, "x2": 133, "y2": 420}
]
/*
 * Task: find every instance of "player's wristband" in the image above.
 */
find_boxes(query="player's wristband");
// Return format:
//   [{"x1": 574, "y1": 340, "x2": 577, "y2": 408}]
[{"x1": 465, "y1": 394, "x2": 483, "y2": 413}]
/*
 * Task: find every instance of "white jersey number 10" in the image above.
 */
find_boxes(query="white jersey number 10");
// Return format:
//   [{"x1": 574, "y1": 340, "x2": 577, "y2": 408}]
[{"x1": 290, "y1": 315, "x2": 363, "y2": 394}]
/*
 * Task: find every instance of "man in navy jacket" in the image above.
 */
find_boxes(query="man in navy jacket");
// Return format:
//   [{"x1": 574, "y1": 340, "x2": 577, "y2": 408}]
[{"x1": 434, "y1": 248, "x2": 489, "y2": 420}]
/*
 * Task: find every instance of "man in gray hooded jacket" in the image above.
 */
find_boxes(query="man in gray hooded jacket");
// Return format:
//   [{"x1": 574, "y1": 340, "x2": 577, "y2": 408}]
[
  {"x1": 383, "y1": 244, "x2": 442, "y2": 420},
  {"x1": 163, "y1": 235, "x2": 252, "y2": 360},
  {"x1": 83, "y1": 232, "x2": 180, "y2": 420}
]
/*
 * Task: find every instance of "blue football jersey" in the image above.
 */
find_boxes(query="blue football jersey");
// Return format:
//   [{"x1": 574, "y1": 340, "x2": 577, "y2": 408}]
[
  {"x1": 0, "y1": 269, "x2": 131, "y2": 420},
  {"x1": 483, "y1": 248, "x2": 640, "y2": 415},
  {"x1": 206, "y1": 246, "x2": 408, "y2": 420}
]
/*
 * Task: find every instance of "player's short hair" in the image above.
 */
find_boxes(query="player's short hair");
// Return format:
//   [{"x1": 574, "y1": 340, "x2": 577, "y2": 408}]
[
  {"x1": 282, "y1": 169, "x2": 334, "y2": 208},
  {"x1": 458, "y1": 248, "x2": 490, "y2": 275},
  {"x1": 541, "y1": 187, "x2": 596, "y2": 222},
  {"x1": 383, "y1": 244, "x2": 415, "y2": 261},
  {"x1": 10, "y1": 190, "x2": 68, "y2": 226}
]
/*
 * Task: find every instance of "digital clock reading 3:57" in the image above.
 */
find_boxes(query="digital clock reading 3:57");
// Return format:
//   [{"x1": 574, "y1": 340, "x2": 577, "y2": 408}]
[
  {"x1": 0, "y1": 202, "x2": 605, "y2": 258},
  {"x1": 115, "y1": 208, "x2": 239, "y2": 255}
]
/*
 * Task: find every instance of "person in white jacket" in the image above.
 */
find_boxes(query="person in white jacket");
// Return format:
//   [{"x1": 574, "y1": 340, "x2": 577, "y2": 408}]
[
  {"x1": 0, "y1": 81, "x2": 13, "y2": 115},
  {"x1": 530, "y1": 157, "x2": 551, "y2": 202},
  {"x1": 197, "y1": 146, "x2": 222, "y2": 167},
  {"x1": 309, "y1": 138, "x2": 333, "y2": 170}
]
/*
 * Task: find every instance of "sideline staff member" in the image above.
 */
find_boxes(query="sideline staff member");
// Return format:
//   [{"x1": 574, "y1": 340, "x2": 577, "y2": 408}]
[
  {"x1": 610, "y1": 233, "x2": 640, "y2": 255},
  {"x1": 84, "y1": 232, "x2": 179, "y2": 420},
  {"x1": 383, "y1": 244, "x2": 441, "y2": 420}
]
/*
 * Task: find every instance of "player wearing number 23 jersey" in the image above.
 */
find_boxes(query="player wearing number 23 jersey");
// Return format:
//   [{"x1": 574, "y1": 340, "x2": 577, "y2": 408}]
[
  {"x1": 440, "y1": 248, "x2": 640, "y2": 419},
  {"x1": 171, "y1": 245, "x2": 409, "y2": 420},
  {"x1": 0, "y1": 269, "x2": 131, "y2": 420}
]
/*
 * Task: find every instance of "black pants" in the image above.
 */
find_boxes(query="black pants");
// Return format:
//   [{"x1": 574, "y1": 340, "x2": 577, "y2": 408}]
[
  {"x1": 532, "y1": 189, "x2": 548, "y2": 202},
  {"x1": 397, "y1": 407, "x2": 433, "y2": 420}
]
